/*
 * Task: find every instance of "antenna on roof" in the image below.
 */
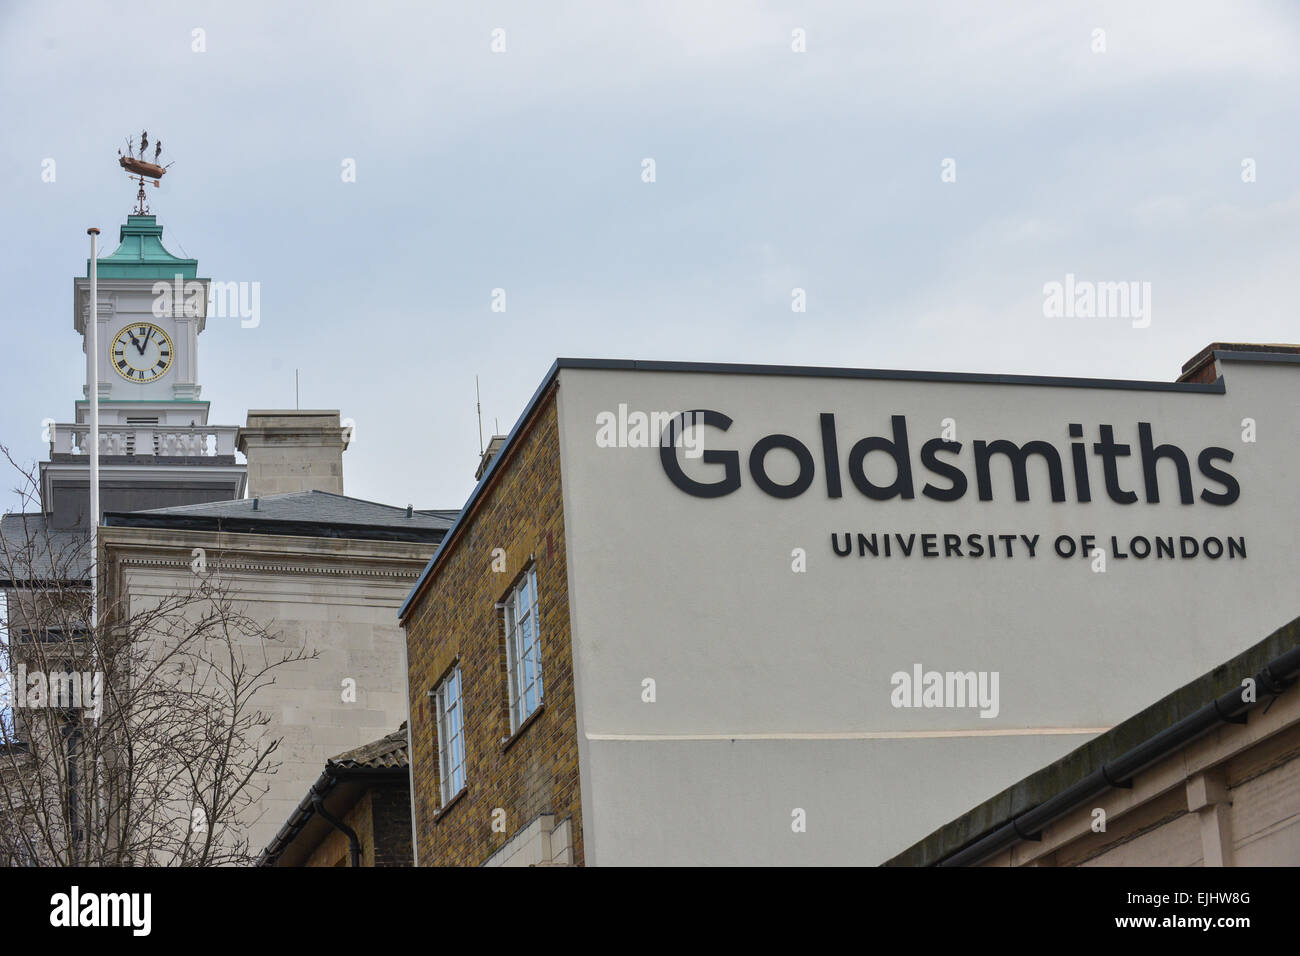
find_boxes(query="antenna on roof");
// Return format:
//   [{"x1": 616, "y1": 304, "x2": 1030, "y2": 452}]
[
  {"x1": 475, "y1": 375, "x2": 484, "y2": 455},
  {"x1": 295, "y1": 369, "x2": 300, "y2": 410}
]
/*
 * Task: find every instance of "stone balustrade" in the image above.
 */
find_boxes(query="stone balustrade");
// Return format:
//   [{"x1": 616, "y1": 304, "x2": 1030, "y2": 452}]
[{"x1": 49, "y1": 424, "x2": 239, "y2": 458}]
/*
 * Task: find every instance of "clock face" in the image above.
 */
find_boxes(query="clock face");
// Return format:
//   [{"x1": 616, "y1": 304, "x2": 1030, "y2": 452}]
[{"x1": 111, "y1": 323, "x2": 174, "y2": 383}]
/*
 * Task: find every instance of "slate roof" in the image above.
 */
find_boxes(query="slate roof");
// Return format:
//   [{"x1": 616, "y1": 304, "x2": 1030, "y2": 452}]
[
  {"x1": 137, "y1": 490, "x2": 454, "y2": 527},
  {"x1": 0, "y1": 513, "x2": 91, "y2": 585},
  {"x1": 104, "y1": 490, "x2": 456, "y2": 544}
]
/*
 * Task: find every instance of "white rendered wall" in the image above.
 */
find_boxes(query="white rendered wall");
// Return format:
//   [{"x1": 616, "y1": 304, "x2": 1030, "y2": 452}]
[{"x1": 553, "y1": 357, "x2": 1300, "y2": 864}]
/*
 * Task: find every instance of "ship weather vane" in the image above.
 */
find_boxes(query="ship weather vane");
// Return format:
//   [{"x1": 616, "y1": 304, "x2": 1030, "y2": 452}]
[{"x1": 117, "y1": 130, "x2": 173, "y2": 215}]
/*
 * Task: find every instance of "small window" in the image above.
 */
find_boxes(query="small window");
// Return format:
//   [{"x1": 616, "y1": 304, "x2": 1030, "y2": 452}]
[
  {"x1": 433, "y1": 667, "x2": 466, "y2": 802},
  {"x1": 504, "y1": 566, "x2": 543, "y2": 731}
]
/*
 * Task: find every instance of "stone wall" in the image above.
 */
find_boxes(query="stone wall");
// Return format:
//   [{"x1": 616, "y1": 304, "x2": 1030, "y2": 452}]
[
  {"x1": 101, "y1": 526, "x2": 436, "y2": 858},
  {"x1": 237, "y1": 410, "x2": 349, "y2": 497}
]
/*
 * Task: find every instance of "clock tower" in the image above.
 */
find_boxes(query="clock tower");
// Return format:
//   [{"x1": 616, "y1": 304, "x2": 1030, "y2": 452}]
[
  {"x1": 39, "y1": 211, "x2": 246, "y2": 529},
  {"x1": 74, "y1": 214, "x2": 205, "y2": 402}
]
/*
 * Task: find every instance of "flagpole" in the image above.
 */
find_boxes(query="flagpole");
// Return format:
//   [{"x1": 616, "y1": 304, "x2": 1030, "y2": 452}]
[{"x1": 87, "y1": 227, "x2": 100, "y2": 631}]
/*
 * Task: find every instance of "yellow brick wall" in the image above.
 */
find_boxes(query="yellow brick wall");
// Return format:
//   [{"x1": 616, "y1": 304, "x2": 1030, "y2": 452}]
[
  {"x1": 404, "y1": 389, "x2": 583, "y2": 866},
  {"x1": 304, "y1": 792, "x2": 375, "y2": 868}
]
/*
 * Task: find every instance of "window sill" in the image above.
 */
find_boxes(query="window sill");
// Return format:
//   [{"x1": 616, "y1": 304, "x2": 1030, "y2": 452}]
[
  {"x1": 432, "y1": 786, "x2": 468, "y2": 824},
  {"x1": 500, "y1": 702, "x2": 546, "y2": 753}
]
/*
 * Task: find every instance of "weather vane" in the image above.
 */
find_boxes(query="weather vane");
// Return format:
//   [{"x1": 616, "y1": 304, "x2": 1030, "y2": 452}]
[{"x1": 117, "y1": 130, "x2": 172, "y2": 215}]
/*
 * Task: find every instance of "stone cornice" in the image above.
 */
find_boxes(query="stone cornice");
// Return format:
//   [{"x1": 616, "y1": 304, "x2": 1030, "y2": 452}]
[
  {"x1": 100, "y1": 524, "x2": 439, "y2": 581},
  {"x1": 117, "y1": 555, "x2": 419, "y2": 579}
]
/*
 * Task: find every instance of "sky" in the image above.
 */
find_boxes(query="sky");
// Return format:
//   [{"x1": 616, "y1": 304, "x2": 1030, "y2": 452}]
[{"x1": 1, "y1": 0, "x2": 1297, "y2": 513}]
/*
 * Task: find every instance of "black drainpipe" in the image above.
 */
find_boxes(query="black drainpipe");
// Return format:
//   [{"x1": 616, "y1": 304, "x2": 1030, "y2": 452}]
[
  {"x1": 940, "y1": 643, "x2": 1300, "y2": 866},
  {"x1": 312, "y1": 782, "x2": 360, "y2": 868}
]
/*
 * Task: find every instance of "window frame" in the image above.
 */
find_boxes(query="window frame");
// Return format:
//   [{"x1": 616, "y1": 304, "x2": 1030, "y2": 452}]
[
  {"x1": 432, "y1": 665, "x2": 467, "y2": 804},
  {"x1": 502, "y1": 565, "x2": 543, "y2": 733}
]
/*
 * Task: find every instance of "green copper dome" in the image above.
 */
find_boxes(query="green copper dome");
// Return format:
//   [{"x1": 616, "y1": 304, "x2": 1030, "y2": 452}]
[{"x1": 87, "y1": 215, "x2": 198, "y2": 279}]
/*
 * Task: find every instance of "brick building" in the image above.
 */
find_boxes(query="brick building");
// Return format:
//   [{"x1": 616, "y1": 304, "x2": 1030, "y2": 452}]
[
  {"x1": 401, "y1": 384, "x2": 582, "y2": 867},
  {"x1": 259, "y1": 725, "x2": 413, "y2": 867},
  {"x1": 401, "y1": 346, "x2": 1300, "y2": 865}
]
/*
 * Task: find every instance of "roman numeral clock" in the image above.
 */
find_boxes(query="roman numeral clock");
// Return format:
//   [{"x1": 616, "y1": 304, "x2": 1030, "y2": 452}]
[{"x1": 111, "y1": 323, "x2": 174, "y2": 383}]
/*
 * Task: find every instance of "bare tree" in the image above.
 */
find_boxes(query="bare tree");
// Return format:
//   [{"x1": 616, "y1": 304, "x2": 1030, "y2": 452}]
[{"x1": 0, "y1": 447, "x2": 314, "y2": 865}]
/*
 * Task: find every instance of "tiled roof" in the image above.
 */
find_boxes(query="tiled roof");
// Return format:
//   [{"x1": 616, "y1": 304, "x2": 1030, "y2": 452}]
[
  {"x1": 257, "y1": 725, "x2": 410, "y2": 866},
  {"x1": 327, "y1": 724, "x2": 409, "y2": 771}
]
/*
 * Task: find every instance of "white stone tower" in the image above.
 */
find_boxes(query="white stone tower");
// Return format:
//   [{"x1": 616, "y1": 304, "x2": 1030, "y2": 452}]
[{"x1": 41, "y1": 214, "x2": 246, "y2": 528}]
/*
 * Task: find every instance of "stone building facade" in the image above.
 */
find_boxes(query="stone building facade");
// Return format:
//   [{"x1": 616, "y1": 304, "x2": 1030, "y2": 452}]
[{"x1": 101, "y1": 495, "x2": 451, "y2": 857}]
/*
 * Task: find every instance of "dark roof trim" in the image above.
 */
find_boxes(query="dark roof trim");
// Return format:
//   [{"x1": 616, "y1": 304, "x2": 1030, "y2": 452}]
[
  {"x1": 1214, "y1": 349, "x2": 1300, "y2": 366},
  {"x1": 102, "y1": 511, "x2": 448, "y2": 544},
  {"x1": 548, "y1": 357, "x2": 1227, "y2": 393},
  {"x1": 398, "y1": 353, "x2": 1237, "y2": 621},
  {"x1": 1180, "y1": 343, "x2": 1300, "y2": 377},
  {"x1": 257, "y1": 764, "x2": 406, "y2": 867},
  {"x1": 399, "y1": 363, "x2": 563, "y2": 621},
  {"x1": 887, "y1": 613, "x2": 1300, "y2": 867}
]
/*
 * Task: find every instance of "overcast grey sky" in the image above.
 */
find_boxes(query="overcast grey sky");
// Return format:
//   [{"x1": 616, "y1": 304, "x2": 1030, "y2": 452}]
[{"x1": 2, "y1": 1, "x2": 1297, "y2": 512}]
